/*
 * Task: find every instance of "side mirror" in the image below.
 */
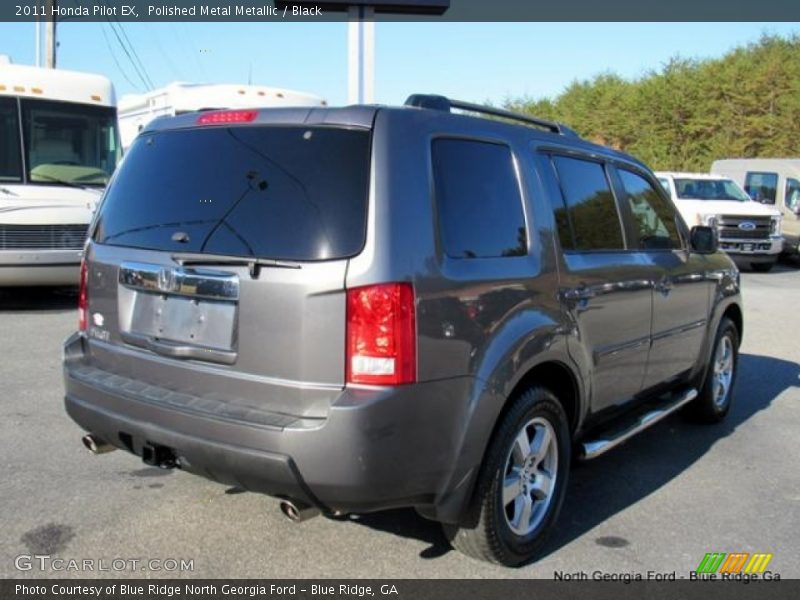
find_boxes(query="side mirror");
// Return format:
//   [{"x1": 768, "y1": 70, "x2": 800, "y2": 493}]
[{"x1": 690, "y1": 226, "x2": 718, "y2": 254}]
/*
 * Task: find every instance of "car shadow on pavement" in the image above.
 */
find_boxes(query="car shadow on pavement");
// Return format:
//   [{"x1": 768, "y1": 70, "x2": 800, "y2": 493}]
[
  {"x1": 346, "y1": 352, "x2": 798, "y2": 561},
  {"x1": 336, "y1": 511, "x2": 453, "y2": 559},
  {"x1": 0, "y1": 286, "x2": 78, "y2": 311}
]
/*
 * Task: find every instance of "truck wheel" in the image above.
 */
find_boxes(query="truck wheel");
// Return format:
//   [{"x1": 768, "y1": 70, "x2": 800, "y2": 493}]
[
  {"x1": 444, "y1": 387, "x2": 570, "y2": 566},
  {"x1": 751, "y1": 262, "x2": 774, "y2": 272},
  {"x1": 689, "y1": 317, "x2": 739, "y2": 423}
]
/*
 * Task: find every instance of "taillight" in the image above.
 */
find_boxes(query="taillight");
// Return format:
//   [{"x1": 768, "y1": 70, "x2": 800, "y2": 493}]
[
  {"x1": 196, "y1": 109, "x2": 258, "y2": 125},
  {"x1": 346, "y1": 283, "x2": 416, "y2": 386},
  {"x1": 78, "y1": 259, "x2": 88, "y2": 332}
]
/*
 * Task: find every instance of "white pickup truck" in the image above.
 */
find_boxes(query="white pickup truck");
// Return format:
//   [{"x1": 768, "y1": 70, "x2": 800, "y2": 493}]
[{"x1": 656, "y1": 172, "x2": 783, "y2": 272}]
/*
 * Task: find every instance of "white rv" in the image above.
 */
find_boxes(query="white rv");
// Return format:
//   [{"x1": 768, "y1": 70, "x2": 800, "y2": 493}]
[
  {"x1": 118, "y1": 82, "x2": 327, "y2": 150},
  {"x1": 0, "y1": 57, "x2": 120, "y2": 285}
]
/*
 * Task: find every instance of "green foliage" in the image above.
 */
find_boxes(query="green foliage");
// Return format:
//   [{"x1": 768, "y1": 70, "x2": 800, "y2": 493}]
[{"x1": 506, "y1": 34, "x2": 800, "y2": 171}]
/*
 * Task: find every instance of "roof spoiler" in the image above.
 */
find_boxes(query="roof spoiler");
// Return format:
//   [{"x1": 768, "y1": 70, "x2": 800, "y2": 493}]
[{"x1": 404, "y1": 93, "x2": 579, "y2": 137}]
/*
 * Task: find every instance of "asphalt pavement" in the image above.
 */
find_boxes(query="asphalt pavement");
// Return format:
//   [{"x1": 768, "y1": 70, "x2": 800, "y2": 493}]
[{"x1": 1, "y1": 265, "x2": 798, "y2": 579}]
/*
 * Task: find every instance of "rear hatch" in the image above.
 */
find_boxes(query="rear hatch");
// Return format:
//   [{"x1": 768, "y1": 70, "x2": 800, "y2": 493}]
[{"x1": 80, "y1": 116, "x2": 371, "y2": 420}]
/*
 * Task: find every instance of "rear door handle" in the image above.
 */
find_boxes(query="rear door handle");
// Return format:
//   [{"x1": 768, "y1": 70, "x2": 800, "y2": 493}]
[
  {"x1": 655, "y1": 279, "x2": 673, "y2": 295},
  {"x1": 561, "y1": 285, "x2": 596, "y2": 302}
]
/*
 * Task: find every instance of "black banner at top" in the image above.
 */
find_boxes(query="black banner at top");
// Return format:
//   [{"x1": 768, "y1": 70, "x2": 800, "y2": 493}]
[{"x1": 2, "y1": 0, "x2": 800, "y2": 22}]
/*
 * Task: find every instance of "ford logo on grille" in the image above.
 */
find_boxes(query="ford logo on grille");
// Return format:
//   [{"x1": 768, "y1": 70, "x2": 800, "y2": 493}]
[{"x1": 738, "y1": 221, "x2": 757, "y2": 231}]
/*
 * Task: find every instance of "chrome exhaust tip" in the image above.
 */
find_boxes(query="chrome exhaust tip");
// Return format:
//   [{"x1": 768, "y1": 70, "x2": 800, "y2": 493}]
[
  {"x1": 279, "y1": 499, "x2": 320, "y2": 523},
  {"x1": 82, "y1": 434, "x2": 116, "y2": 455}
]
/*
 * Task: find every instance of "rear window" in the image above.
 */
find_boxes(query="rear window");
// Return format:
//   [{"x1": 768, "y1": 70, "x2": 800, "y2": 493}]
[{"x1": 94, "y1": 125, "x2": 371, "y2": 261}]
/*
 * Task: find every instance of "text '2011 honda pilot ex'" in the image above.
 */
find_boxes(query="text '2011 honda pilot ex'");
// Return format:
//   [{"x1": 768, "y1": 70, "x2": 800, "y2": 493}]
[{"x1": 64, "y1": 95, "x2": 743, "y2": 566}]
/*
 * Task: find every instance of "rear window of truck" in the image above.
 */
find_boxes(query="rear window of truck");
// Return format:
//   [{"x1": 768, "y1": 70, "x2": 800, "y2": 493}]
[{"x1": 93, "y1": 125, "x2": 371, "y2": 261}]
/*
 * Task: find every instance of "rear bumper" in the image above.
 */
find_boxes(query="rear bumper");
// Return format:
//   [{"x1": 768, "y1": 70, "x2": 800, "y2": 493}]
[
  {"x1": 0, "y1": 249, "x2": 81, "y2": 286},
  {"x1": 63, "y1": 333, "x2": 476, "y2": 517}
]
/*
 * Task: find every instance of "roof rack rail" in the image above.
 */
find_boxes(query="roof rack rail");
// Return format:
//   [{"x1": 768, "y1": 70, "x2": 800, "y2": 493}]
[{"x1": 404, "y1": 93, "x2": 579, "y2": 137}]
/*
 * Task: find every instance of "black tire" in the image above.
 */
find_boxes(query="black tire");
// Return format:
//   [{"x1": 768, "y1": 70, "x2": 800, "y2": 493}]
[
  {"x1": 688, "y1": 317, "x2": 739, "y2": 423},
  {"x1": 751, "y1": 262, "x2": 774, "y2": 273},
  {"x1": 444, "y1": 387, "x2": 571, "y2": 566}
]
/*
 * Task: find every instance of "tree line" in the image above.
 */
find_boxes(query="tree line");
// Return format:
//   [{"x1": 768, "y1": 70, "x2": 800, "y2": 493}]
[{"x1": 506, "y1": 34, "x2": 800, "y2": 172}]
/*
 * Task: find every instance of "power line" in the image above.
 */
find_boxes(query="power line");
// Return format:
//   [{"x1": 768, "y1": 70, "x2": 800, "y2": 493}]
[
  {"x1": 147, "y1": 25, "x2": 182, "y2": 81},
  {"x1": 178, "y1": 22, "x2": 209, "y2": 82},
  {"x1": 65, "y1": 0, "x2": 144, "y2": 91},
  {"x1": 100, "y1": 23, "x2": 141, "y2": 91},
  {"x1": 114, "y1": 19, "x2": 155, "y2": 89},
  {"x1": 104, "y1": 18, "x2": 151, "y2": 90},
  {"x1": 97, "y1": 0, "x2": 153, "y2": 90}
]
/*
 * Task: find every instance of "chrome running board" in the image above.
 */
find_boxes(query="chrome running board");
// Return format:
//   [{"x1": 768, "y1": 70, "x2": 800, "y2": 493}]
[{"x1": 581, "y1": 388, "x2": 698, "y2": 460}]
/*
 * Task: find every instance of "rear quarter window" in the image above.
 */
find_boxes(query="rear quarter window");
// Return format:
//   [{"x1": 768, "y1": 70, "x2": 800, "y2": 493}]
[
  {"x1": 94, "y1": 125, "x2": 371, "y2": 261},
  {"x1": 432, "y1": 138, "x2": 527, "y2": 259}
]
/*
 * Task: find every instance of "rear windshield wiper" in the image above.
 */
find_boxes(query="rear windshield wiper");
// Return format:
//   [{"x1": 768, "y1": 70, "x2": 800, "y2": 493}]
[{"x1": 172, "y1": 252, "x2": 302, "y2": 279}]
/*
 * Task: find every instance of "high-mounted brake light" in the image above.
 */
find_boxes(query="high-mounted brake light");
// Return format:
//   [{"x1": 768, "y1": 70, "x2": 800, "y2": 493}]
[
  {"x1": 346, "y1": 283, "x2": 416, "y2": 386},
  {"x1": 78, "y1": 259, "x2": 88, "y2": 332},
  {"x1": 196, "y1": 109, "x2": 258, "y2": 125}
]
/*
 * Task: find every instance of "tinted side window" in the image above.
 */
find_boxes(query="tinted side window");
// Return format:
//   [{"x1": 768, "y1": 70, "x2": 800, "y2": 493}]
[
  {"x1": 0, "y1": 97, "x2": 22, "y2": 183},
  {"x1": 537, "y1": 154, "x2": 574, "y2": 250},
  {"x1": 785, "y1": 178, "x2": 800, "y2": 212},
  {"x1": 432, "y1": 139, "x2": 527, "y2": 259},
  {"x1": 618, "y1": 169, "x2": 681, "y2": 250},
  {"x1": 744, "y1": 172, "x2": 778, "y2": 204},
  {"x1": 551, "y1": 156, "x2": 625, "y2": 251}
]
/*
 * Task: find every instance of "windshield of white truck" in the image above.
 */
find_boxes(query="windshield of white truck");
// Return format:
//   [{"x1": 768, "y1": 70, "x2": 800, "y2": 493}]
[
  {"x1": 5, "y1": 97, "x2": 120, "y2": 187},
  {"x1": 674, "y1": 178, "x2": 751, "y2": 202}
]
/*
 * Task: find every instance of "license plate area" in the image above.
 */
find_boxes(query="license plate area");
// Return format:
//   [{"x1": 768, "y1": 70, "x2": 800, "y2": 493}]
[
  {"x1": 117, "y1": 262, "x2": 239, "y2": 358},
  {"x1": 130, "y1": 293, "x2": 236, "y2": 351}
]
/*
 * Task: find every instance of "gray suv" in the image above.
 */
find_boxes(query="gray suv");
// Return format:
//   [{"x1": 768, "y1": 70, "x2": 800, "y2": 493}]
[{"x1": 63, "y1": 95, "x2": 742, "y2": 566}]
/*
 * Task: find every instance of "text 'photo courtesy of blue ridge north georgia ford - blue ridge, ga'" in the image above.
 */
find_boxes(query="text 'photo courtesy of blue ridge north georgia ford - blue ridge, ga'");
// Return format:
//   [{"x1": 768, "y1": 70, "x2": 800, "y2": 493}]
[{"x1": 0, "y1": 10, "x2": 798, "y2": 591}]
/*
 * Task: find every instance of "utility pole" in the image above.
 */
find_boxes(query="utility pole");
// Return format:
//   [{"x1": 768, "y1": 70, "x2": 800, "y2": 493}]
[
  {"x1": 34, "y1": 19, "x2": 40, "y2": 67},
  {"x1": 45, "y1": 0, "x2": 57, "y2": 68},
  {"x1": 275, "y1": 1, "x2": 448, "y2": 104},
  {"x1": 347, "y1": 5, "x2": 375, "y2": 104}
]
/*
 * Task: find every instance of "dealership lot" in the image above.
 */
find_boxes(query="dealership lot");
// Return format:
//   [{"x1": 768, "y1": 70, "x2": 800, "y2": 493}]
[{"x1": 1, "y1": 267, "x2": 798, "y2": 579}]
